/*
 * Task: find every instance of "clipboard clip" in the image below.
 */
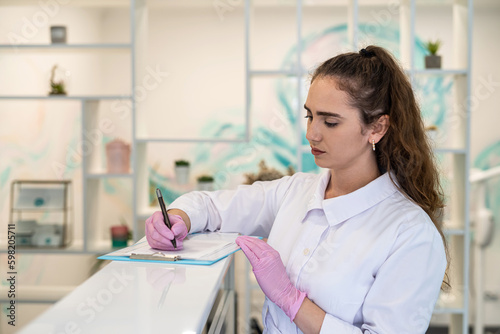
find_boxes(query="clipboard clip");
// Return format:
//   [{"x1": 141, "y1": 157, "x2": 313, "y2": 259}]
[{"x1": 130, "y1": 252, "x2": 181, "y2": 262}]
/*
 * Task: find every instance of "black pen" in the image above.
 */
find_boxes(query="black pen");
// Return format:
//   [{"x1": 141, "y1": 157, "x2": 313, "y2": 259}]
[{"x1": 156, "y1": 188, "x2": 177, "y2": 249}]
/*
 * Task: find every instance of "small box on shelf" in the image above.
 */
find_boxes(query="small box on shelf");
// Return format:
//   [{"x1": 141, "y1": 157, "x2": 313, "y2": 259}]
[{"x1": 10, "y1": 180, "x2": 72, "y2": 248}]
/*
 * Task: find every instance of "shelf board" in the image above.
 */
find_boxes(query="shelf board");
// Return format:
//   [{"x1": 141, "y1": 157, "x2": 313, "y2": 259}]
[
  {"x1": 11, "y1": 207, "x2": 71, "y2": 212},
  {"x1": 433, "y1": 148, "x2": 467, "y2": 155},
  {"x1": 415, "y1": 0, "x2": 468, "y2": 7},
  {"x1": 136, "y1": 138, "x2": 247, "y2": 143},
  {"x1": 443, "y1": 228, "x2": 465, "y2": 236},
  {"x1": 0, "y1": 0, "x2": 130, "y2": 7},
  {"x1": 0, "y1": 43, "x2": 132, "y2": 50},
  {"x1": 249, "y1": 69, "x2": 306, "y2": 76},
  {"x1": 0, "y1": 240, "x2": 84, "y2": 254},
  {"x1": 0, "y1": 95, "x2": 132, "y2": 101},
  {"x1": 147, "y1": 0, "x2": 369, "y2": 9},
  {"x1": 433, "y1": 286, "x2": 465, "y2": 314},
  {"x1": 85, "y1": 172, "x2": 134, "y2": 179},
  {"x1": 87, "y1": 240, "x2": 134, "y2": 255},
  {"x1": 4, "y1": 0, "x2": 475, "y2": 9},
  {"x1": 137, "y1": 207, "x2": 157, "y2": 221},
  {"x1": 412, "y1": 69, "x2": 468, "y2": 76},
  {"x1": 0, "y1": 239, "x2": 133, "y2": 255}
]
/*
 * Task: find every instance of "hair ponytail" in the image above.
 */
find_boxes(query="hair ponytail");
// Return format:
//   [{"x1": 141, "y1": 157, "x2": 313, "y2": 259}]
[{"x1": 312, "y1": 45, "x2": 450, "y2": 290}]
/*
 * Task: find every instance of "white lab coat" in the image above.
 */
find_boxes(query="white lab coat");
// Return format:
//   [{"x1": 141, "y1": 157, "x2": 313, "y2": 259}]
[{"x1": 169, "y1": 171, "x2": 447, "y2": 333}]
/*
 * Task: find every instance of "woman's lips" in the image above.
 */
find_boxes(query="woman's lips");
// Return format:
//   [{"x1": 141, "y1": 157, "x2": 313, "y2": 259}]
[{"x1": 311, "y1": 148, "x2": 325, "y2": 156}]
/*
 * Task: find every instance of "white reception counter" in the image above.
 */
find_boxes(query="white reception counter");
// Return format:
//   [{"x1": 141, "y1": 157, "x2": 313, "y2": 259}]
[{"x1": 19, "y1": 256, "x2": 235, "y2": 334}]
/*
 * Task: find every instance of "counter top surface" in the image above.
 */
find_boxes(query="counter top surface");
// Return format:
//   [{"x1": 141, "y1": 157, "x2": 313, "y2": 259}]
[{"x1": 19, "y1": 257, "x2": 233, "y2": 334}]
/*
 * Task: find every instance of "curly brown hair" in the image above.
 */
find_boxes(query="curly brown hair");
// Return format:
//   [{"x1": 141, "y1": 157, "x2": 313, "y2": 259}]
[{"x1": 311, "y1": 45, "x2": 449, "y2": 290}]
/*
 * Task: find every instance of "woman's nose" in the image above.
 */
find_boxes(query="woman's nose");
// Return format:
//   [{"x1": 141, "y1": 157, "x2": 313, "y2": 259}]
[{"x1": 306, "y1": 122, "x2": 321, "y2": 143}]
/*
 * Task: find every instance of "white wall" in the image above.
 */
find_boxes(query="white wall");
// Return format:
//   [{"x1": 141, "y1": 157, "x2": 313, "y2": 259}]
[{"x1": 1, "y1": 1, "x2": 499, "y2": 332}]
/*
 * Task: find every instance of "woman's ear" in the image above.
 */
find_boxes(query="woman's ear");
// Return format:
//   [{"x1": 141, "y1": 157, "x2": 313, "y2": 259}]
[{"x1": 370, "y1": 114, "x2": 390, "y2": 143}]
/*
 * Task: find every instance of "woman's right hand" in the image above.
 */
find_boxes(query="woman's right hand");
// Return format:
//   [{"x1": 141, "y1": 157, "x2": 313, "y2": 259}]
[{"x1": 145, "y1": 211, "x2": 188, "y2": 250}]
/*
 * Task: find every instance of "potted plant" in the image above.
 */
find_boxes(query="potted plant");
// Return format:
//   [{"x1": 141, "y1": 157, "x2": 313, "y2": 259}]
[
  {"x1": 244, "y1": 160, "x2": 295, "y2": 185},
  {"x1": 48, "y1": 64, "x2": 68, "y2": 95},
  {"x1": 110, "y1": 217, "x2": 131, "y2": 248},
  {"x1": 424, "y1": 39, "x2": 442, "y2": 69},
  {"x1": 174, "y1": 160, "x2": 190, "y2": 184},
  {"x1": 425, "y1": 124, "x2": 438, "y2": 141},
  {"x1": 197, "y1": 175, "x2": 214, "y2": 191}
]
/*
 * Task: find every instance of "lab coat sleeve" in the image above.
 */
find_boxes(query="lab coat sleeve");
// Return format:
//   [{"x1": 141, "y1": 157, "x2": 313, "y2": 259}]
[
  {"x1": 319, "y1": 218, "x2": 447, "y2": 334},
  {"x1": 168, "y1": 175, "x2": 296, "y2": 237}
]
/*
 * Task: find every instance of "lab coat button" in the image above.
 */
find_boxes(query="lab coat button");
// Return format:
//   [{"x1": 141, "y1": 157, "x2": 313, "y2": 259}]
[{"x1": 303, "y1": 248, "x2": 310, "y2": 256}]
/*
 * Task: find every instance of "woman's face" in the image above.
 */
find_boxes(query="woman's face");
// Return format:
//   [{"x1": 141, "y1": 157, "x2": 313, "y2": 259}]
[{"x1": 305, "y1": 77, "x2": 373, "y2": 172}]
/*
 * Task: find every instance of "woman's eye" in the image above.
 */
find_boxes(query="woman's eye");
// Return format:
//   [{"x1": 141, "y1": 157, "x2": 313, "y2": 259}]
[
  {"x1": 304, "y1": 115, "x2": 312, "y2": 121},
  {"x1": 325, "y1": 122, "x2": 338, "y2": 128}
]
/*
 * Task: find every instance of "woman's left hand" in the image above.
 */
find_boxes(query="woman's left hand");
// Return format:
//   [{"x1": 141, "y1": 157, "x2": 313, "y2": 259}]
[{"x1": 236, "y1": 236, "x2": 306, "y2": 321}]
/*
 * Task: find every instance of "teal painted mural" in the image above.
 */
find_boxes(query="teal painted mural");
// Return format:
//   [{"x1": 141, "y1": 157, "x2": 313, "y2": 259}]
[
  {"x1": 147, "y1": 23, "x2": 455, "y2": 204},
  {"x1": 0, "y1": 23, "x2": 495, "y2": 238}
]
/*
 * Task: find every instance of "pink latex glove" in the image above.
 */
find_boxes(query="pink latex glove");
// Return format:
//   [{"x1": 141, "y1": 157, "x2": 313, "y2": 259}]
[
  {"x1": 236, "y1": 236, "x2": 306, "y2": 321},
  {"x1": 145, "y1": 211, "x2": 188, "y2": 250}
]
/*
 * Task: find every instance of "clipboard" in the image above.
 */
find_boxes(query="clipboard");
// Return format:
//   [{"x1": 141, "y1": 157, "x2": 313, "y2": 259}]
[
  {"x1": 98, "y1": 232, "x2": 242, "y2": 266},
  {"x1": 130, "y1": 253, "x2": 181, "y2": 261}
]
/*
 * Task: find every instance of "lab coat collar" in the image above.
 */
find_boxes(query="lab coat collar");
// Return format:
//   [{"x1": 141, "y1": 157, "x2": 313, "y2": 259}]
[{"x1": 306, "y1": 170, "x2": 398, "y2": 227}]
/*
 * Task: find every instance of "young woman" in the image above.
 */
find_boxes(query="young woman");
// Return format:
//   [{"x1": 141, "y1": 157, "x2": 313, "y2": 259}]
[{"x1": 146, "y1": 45, "x2": 448, "y2": 333}]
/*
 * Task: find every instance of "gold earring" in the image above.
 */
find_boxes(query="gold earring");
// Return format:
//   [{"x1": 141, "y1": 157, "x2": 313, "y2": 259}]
[{"x1": 372, "y1": 139, "x2": 376, "y2": 151}]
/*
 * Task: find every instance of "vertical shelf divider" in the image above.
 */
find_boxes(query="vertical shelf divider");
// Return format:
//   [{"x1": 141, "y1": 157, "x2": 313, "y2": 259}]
[
  {"x1": 399, "y1": 0, "x2": 412, "y2": 71},
  {"x1": 296, "y1": 0, "x2": 303, "y2": 172},
  {"x1": 136, "y1": 142, "x2": 148, "y2": 220},
  {"x1": 133, "y1": 0, "x2": 146, "y2": 242},
  {"x1": 348, "y1": 0, "x2": 359, "y2": 50}
]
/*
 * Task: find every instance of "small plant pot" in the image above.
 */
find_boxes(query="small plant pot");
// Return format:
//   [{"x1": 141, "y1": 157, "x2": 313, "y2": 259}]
[
  {"x1": 197, "y1": 181, "x2": 214, "y2": 191},
  {"x1": 110, "y1": 225, "x2": 129, "y2": 248},
  {"x1": 426, "y1": 129, "x2": 438, "y2": 144},
  {"x1": 425, "y1": 55, "x2": 441, "y2": 69},
  {"x1": 50, "y1": 26, "x2": 67, "y2": 44},
  {"x1": 175, "y1": 166, "x2": 190, "y2": 184}
]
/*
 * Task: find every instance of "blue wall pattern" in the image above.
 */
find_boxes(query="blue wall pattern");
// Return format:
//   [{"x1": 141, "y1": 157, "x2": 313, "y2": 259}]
[
  {"x1": 0, "y1": 23, "x2": 495, "y2": 234},
  {"x1": 148, "y1": 23, "x2": 455, "y2": 204}
]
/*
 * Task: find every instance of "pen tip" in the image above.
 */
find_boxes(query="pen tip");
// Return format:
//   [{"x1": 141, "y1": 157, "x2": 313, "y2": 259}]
[{"x1": 156, "y1": 188, "x2": 161, "y2": 197}]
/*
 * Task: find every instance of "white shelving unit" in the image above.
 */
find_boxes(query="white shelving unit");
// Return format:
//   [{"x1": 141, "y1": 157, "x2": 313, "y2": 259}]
[
  {"x1": 244, "y1": 0, "x2": 471, "y2": 332},
  {"x1": 0, "y1": 0, "x2": 136, "y2": 255},
  {"x1": 1, "y1": 0, "x2": 471, "y2": 332}
]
